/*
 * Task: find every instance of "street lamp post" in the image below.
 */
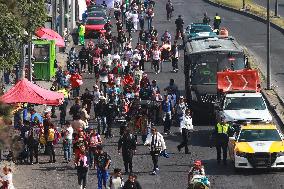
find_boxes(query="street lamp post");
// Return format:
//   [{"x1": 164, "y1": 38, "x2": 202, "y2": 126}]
[
  {"x1": 275, "y1": 0, "x2": 279, "y2": 17},
  {"x1": 267, "y1": 0, "x2": 271, "y2": 90},
  {"x1": 28, "y1": 33, "x2": 33, "y2": 82}
]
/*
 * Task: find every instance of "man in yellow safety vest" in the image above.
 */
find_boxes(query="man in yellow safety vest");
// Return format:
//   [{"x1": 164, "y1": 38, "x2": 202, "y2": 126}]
[
  {"x1": 213, "y1": 13, "x2": 221, "y2": 30},
  {"x1": 214, "y1": 117, "x2": 232, "y2": 165}
]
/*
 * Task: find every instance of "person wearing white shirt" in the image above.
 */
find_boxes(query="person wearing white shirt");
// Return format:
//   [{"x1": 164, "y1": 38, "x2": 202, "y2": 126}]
[
  {"x1": 132, "y1": 11, "x2": 139, "y2": 31},
  {"x1": 112, "y1": 51, "x2": 121, "y2": 62},
  {"x1": 144, "y1": 127, "x2": 166, "y2": 175},
  {"x1": 64, "y1": 121, "x2": 74, "y2": 162},
  {"x1": 177, "y1": 109, "x2": 193, "y2": 154}
]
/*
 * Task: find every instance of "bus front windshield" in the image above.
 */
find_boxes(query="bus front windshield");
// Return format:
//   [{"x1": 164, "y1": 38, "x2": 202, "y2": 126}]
[{"x1": 191, "y1": 52, "x2": 245, "y2": 85}]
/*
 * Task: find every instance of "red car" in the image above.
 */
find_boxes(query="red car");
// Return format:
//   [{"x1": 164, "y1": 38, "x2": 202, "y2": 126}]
[{"x1": 85, "y1": 17, "x2": 107, "y2": 38}]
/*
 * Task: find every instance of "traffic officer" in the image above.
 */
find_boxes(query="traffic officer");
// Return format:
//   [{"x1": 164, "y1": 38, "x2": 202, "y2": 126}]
[
  {"x1": 118, "y1": 128, "x2": 137, "y2": 173},
  {"x1": 213, "y1": 13, "x2": 221, "y2": 30},
  {"x1": 214, "y1": 118, "x2": 232, "y2": 165}
]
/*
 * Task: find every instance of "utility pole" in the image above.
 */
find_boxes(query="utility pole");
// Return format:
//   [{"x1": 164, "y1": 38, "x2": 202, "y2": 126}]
[
  {"x1": 52, "y1": 0, "x2": 57, "y2": 31},
  {"x1": 267, "y1": 0, "x2": 271, "y2": 90},
  {"x1": 19, "y1": 44, "x2": 26, "y2": 80},
  {"x1": 59, "y1": 0, "x2": 64, "y2": 37},
  {"x1": 28, "y1": 34, "x2": 33, "y2": 82},
  {"x1": 242, "y1": 0, "x2": 246, "y2": 10},
  {"x1": 275, "y1": 0, "x2": 279, "y2": 17},
  {"x1": 65, "y1": 0, "x2": 70, "y2": 33},
  {"x1": 70, "y1": 0, "x2": 76, "y2": 30}
]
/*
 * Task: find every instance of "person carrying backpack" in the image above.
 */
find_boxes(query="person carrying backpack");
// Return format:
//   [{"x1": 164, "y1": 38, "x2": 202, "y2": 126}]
[{"x1": 47, "y1": 123, "x2": 56, "y2": 163}]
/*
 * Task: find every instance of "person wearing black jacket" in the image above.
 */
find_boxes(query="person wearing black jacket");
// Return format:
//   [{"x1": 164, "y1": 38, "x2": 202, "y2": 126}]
[
  {"x1": 69, "y1": 98, "x2": 81, "y2": 120},
  {"x1": 81, "y1": 88, "x2": 93, "y2": 114},
  {"x1": 95, "y1": 97, "x2": 108, "y2": 135},
  {"x1": 78, "y1": 47, "x2": 89, "y2": 72},
  {"x1": 118, "y1": 128, "x2": 137, "y2": 173},
  {"x1": 116, "y1": 19, "x2": 123, "y2": 32},
  {"x1": 175, "y1": 15, "x2": 184, "y2": 39},
  {"x1": 123, "y1": 173, "x2": 142, "y2": 189}
]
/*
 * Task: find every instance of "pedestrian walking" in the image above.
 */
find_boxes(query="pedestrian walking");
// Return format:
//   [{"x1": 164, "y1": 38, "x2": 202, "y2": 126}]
[
  {"x1": 162, "y1": 94, "x2": 173, "y2": 135},
  {"x1": 166, "y1": 0, "x2": 174, "y2": 21},
  {"x1": 88, "y1": 129, "x2": 102, "y2": 167},
  {"x1": 0, "y1": 166, "x2": 15, "y2": 189},
  {"x1": 144, "y1": 127, "x2": 166, "y2": 175},
  {"x1": 171, "y1": 40, "x2": 179, "y2": 73},
  {"x1": 62, "y1": 121, "x2": 73, "y2": 162},
  {"x1": 109, "y1": 168, "x2": 124, "y2": 189},
  {"x1": 95, "y1": 146, "x2": 111, "y2": 189},
  {"x1": 118, "y1": 128, "x2": 136, "y2": 173},
  {"x1": 27, "y1": 125, "x2": 40, "y2": 164},
  {"x1": 132, "y1": 11, "x2": 139, "y2": 31},
  {"x1": 95, "y1": 96, "x2": 108, "y2": 135},
  {"x1": 146, "y1": 5, "x2": 154, "y2": 30},
  {"x1": 175, "y1": 15, "x2": 184, "y2": 39},
  {"x1": 122, "y1": 173, "x2": 142, "y2": 189},
  {"x1": 177, "y1": 109, "x2": 193, "y2": 154},
  {"x1": 81, "y1": 88, "x2": 94, "y2": 114},
  {"x1": 69, "y1": 98, "x2": 81, "y2": 120},
  {"x1": 47, "y1": 123, "x2": 56, "y2": 163},
  {"x1": 138, "y1": 11, "x2": 145, "y2": 30},
  {"x1": 213, "y1": 13, "x2": 221, "y2": 30},
  {"x1": 75, "y1": 145, "x2": 89, "y2": 189}
]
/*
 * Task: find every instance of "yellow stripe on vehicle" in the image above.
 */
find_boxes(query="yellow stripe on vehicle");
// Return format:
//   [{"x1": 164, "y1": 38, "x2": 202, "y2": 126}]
[
  {"x1": 269, "y1": 141, "x2": 284, "y2": 153},
  {"x1": 235, "y1": 142, "x2": 254, "y2": 153}
]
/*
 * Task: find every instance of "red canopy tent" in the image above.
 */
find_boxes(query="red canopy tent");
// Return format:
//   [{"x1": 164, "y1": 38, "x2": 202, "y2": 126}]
[
  {"x1": 0, "y1": 79, "x2": 64, "y2": 106},
  {"x1": 35, "y1": 27, "x2": 65, "y2": 47}
]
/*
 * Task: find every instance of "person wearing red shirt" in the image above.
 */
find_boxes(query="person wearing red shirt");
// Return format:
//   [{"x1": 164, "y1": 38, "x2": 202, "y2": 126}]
[{"x1": 70, "y1": 71, "x2": 83, "y2": 98}]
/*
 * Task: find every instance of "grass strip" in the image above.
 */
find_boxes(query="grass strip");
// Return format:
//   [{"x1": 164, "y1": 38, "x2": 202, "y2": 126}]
[{"x1": 213, "y1": 0, "x2": 284, "y2": 29}]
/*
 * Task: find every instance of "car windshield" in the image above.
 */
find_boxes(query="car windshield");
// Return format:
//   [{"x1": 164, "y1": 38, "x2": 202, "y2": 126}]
[
  {"x1": 190, "y1": 26, "x2": 212, "y2": 33},
  {"x1": 86, "y1": 19, "x2": 106, "y2": 25},
  {"x1": 190, "y1": 52, "x2": 245, "y2": 85},
  {"x1": 88, "y1": 12, "x2": 106, "y2": 17},
  {"x1": 238, "y1": 129, "x2": 282, "y2": 142},
  {"x1": 224, "y1": 97, "x2": 266, "y2": 110}
]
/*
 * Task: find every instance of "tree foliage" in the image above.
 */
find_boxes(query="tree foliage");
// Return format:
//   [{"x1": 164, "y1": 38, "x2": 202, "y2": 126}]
[{"x1": 0, "y1": 0, "x2": 47, "y2": 69}]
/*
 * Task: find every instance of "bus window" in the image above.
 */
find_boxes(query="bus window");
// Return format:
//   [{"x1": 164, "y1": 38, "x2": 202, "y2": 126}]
[
  {"x1": 218, "y1": 52, "x2": 245, "y2": 71},
  {"x1": 191, "y1": 54, "x2": 217, "y2": 84}
]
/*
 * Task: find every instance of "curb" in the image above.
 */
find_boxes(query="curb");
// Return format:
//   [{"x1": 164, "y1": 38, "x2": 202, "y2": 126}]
[
  {"x1": 203, "y1": 0, "x2": 284, "y2": 34},
  {"x1": 262, "y1": 90, "x2": 284, "y2": 130}
]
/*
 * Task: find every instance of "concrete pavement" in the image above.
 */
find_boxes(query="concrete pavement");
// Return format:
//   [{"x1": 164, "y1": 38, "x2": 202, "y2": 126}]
[{"x1": 12, "y1": 0, "x2": 284, "y2": 188}]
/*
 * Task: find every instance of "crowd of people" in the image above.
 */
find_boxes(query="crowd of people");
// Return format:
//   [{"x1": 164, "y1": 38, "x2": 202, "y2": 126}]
[{"x1": 6, "y1": 0, "x2": 218, "y2": 189}]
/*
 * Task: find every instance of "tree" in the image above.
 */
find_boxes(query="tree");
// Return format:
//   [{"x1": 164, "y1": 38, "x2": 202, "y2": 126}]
[{"x1": 0, "y1": 0, "x2": 47, "y2": 69}]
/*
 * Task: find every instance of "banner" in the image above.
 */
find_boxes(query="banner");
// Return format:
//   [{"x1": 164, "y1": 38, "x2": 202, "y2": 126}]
[{"x1": 217, "y1": 69, "x2": 260, "y2": 92}]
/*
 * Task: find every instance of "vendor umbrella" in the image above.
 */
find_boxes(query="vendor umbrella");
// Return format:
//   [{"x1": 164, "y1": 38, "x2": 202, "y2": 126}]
[
  {"x1": 0, "y1": 79, "x2": 64, "y2": 106},
  {"x1": 35, "y1": 27, "x2": 65, "y2": 47}
]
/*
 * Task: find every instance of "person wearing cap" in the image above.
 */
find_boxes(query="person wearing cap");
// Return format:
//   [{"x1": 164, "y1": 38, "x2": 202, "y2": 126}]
[
  {"x1": 95, "y1": 146, "x2": 111, "y2": 189},
  {"x1": 122, "y1": 173, "x2": 142, "y2": 189},
  {"x1": 109, "y1": 168, "x2": 124, "y2": 189},
  {"x1": 118, "y1": 128, "x2": 136, "y2": 173},
  {"x1": 177, "y1": 109, "x2": 193, "y2": 154},
  {"x1": 144, "y1": 127, "x2": 166, "y2": 175},
  {"x1": 214, "y1": 118, "x2": 233, "y2": 165},
  {"x1": 188, "y1": 160, "x2": 205, "y2": 185}
]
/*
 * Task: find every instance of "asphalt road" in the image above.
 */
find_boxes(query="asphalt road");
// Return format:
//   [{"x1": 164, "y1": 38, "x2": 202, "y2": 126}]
[
  {"x1": 12, "y1": 0, "x2": 284, "y2": 189},
  {"x1": 253, "y1": 0, "x2": 284, "y2": 17}
]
